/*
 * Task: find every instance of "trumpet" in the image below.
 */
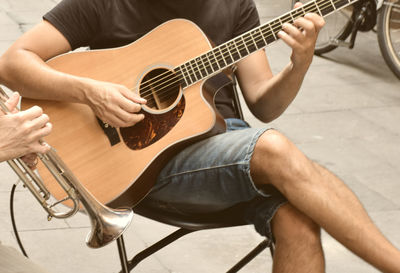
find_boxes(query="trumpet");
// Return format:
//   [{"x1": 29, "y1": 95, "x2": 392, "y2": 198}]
[{"x1": 0, "y1": 87, "x2": 133, "y2": 248}]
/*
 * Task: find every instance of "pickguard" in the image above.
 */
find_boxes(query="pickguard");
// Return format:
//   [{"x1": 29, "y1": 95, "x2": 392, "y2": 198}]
[{"x1": 119, "y1": 97, "x2": 185, "y2": 150}]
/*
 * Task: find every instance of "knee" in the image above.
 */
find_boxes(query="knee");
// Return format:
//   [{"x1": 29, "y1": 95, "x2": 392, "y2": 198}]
[
  {"x1": 255, "y1": 129, "x2": 292, "y2": 159},
  {"x1": 251, "y1": 130, "x2": 306, "y2": 185},
  {"x1": 272, "y1": 204, "x2": 321, "y2": 248}
]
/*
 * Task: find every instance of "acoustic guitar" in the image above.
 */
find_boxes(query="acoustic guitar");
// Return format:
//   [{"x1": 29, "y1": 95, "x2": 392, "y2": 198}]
[{"x1": 22, "y1": 0, "x2": 357, "y2": 209}]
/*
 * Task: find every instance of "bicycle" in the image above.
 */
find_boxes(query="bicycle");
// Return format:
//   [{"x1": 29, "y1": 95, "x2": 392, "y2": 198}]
[{"x1": 292, "y1": 0, "x2": 400, "y2": 79}]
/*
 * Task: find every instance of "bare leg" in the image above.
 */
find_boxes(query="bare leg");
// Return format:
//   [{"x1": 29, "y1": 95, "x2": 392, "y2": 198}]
[
  {"x1": 251, "y1": 130, "x2": 400, "y2": 273},
  {"x1": 271, "y1": 204, "x2": 325, "y2": 273}
]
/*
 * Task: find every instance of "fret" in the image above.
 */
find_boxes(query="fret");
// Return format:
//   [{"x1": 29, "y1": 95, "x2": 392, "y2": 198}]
[
  {"x1": 300, "y1": 5, "x2": 307, "y2": 16},
  {"x1": 313, "y1": 1, "x2": 323, "y2": 16},
  {"x1": 237, "y1": 36, "x2": 249, "y2": 58},
  {"x1": 201, "y1": 54, "x2": 213, "y2": 75},
  {"x1": 191, "y1": 59, "x2": 202, "y2": 80},
  {"x1": 280, "y1": 13, "x2": 293, "y2": 25},
  {"x1": 187, "y1": 60, "x2": 199, "y2": 82},
  {"x1": 232, "y1": 39, "x2": 242, "y2": 60},
  {"x1": 267, "y1": 24, "x2": 276, "y2": 40},
  {"x1": 196, "y1": 56, "x2": 207, "y2": 78},
  {"x1": 187, "y1": 62, "x2": 197, "y2": 84},
  {"x1": 333, "y1": 0, "x2": 351, "y2": 9},
  {"x1": 175, "y1": 66, "x2": 189, "y2": 87},
  {"x1": 248, "y1": 30, "x2": 258, "y2": 52},
  {"x1": 319, "y1": 0, "x2": 335, "y2": 16},
  {"x1": 329, "y1": 0, "x2": 337, "y2": 10},
  {"x1": 258, "y1": 27, "x2": 268, "y2": 45},
  {"x1": 207, "y1": 51, "x2": 220, "y2": 72},
  {"x1": 289, "y1": 11, "x2": 295, "y2": 22},
  {"x1": 221, "y1": 44, "x2": 234, "y2": 65},
  {"x1": 291, "y1": 8, "x2": 304, "y2": 21},
  {"x1": 232, "y1": 37, "x2": 244, "y2": 58},
  {"x1": 261, "y1": 25, "x2": 276, "y2": 44},
  {"x1": 252, "y1": 29, "x2": 265, "y2": 49},
  {"x1": 270, "y1": 19, "x2": 281, "y2": 40},
  {"x1": 175, "y1": 0, "x2": 357, "y2": 89},
  {"x1": 306, "y1": 1, "x2": 317, "y2": 13},
  {"x1": 240, "y1": 36, "x2": 250, "y2": 55},
  {"x1": 277, "y1": 17, "x2": 283, "y2": 27},
  {"x1": 226, "y1": 41, "x2": 240, "y2": 62},
  {"x1": 216, "y1": 47, "x2": 227, "y2": 68},
  {"x1": 180, "y1": 64, "x2": 190, "y2": 86},
  {"x1": 183, "y1": 62, "x2": 195, "y2": 84}
]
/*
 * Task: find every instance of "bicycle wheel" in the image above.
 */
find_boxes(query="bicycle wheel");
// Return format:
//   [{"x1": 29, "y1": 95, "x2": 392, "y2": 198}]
[
  {"x1": 291, "y1": 0, "x2": 355, "y2": 55},
  {"x1": 377, "y1": 0, "x2": 400, "y2": 79}
]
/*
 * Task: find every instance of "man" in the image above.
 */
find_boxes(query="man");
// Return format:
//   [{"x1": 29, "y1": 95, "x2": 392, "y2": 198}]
[
  {"x1": 0, "y1": 91, "x2": 51, "y2": 272},
  {"x1": 0, "y1": 0, "x2": 399, "y2": 272}
]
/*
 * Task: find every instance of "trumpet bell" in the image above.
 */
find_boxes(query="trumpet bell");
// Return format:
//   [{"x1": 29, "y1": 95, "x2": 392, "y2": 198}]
[{"x1": 86, "y1": 207, "x2": 133, "y2": 248}]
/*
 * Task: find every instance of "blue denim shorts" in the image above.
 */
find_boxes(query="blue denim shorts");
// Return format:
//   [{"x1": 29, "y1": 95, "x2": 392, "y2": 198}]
[{"x1": 144, "y1": 118, "x2": 287, "y2": 239}]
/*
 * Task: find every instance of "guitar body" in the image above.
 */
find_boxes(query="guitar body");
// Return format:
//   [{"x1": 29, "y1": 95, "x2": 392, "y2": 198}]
[{"x1": 22, "y1": 19, "x2": 226, "y2": 208}]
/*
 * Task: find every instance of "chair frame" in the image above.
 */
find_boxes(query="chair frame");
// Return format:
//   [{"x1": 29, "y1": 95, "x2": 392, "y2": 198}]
[{"x1": 116, "y1": 74, "x2": 275, "y2": 272}]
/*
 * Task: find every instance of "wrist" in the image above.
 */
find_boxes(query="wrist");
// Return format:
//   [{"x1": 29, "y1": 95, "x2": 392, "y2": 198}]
[
  {"x1": 75, "y1": 77, "x2": 97, "y2": 105},
  {"x1": 289, "y1": 58, "x2": 311, "y2": 76}
]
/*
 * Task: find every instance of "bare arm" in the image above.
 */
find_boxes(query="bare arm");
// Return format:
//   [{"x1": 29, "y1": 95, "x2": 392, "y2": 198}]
[
  {"x1": 0, "y1": 21, "x2": 146, "y2": 128},
  {"x1": 236, "y1": 9, "x2": 325, "y2": 123}
]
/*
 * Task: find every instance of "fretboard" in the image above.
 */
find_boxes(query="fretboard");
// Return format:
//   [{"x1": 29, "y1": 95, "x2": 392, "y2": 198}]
[{"x1": 175, "y1": 0, "x2": 358, "y2": 88}]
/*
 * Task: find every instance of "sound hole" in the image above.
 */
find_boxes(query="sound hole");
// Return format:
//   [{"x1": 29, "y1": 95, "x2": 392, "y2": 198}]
[{"x1": 139, "y1": 68, "x2": 181, "y2": 111}]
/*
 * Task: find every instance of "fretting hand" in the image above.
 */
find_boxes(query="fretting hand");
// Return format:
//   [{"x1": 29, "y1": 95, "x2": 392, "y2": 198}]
[{"x1": 278, "y1": 1, "x2": 325, "y2": 71}]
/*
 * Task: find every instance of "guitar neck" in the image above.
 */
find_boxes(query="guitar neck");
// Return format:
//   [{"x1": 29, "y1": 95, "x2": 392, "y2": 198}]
[{"x1": 175, "y1": 0, "x2": 358, "y2": 88}]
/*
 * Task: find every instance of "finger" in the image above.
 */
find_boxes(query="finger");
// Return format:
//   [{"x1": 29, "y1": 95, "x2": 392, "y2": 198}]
[
  {"x1": 21, "y1": 153, "x2": 39, "y2": 169},
  {"x1": 282, "y1": 22, "x2": 305, "y2": 43},
  {"x1": 4, "y1": 92, "x2": 20, "y2": 112},
  {"x1": 120, "y1": 99, "x2": 143, "y2": 114},
  {"x1": 293, "y1": 17, "x2": 316, "y2": 37},
  {"x1": 304, "y1": 13, "x2": 325, "y2": 32},
  {"x1": 100, "y1": 113, "x2": 132, "y2": 128},
  {"x1": 115, "y1": 109, "x2": 145, "y2": 127},
  {"x1": 118, "y1": 85, "x2": 146, "y2": 104},
  {"x1": 293, "y1": 1, "x2": 303, "y2": 9},
  {"x1": 21, "y1": 153, "x2": 37, "y2": 163},
  {"x1": 19, "y1": 106, "x2": 44, "y2": 121},
  {"x1": 30, "y1": 122, "x2": 52, "y2": 141},
  {"x1": 32, "y1": 141, "x2": 51, "y2": 155},
  {"x1": 30, "y1": 113, "x2": 50, "y2": 130},
  {"x1": 278, "y1": 28, "x2": 300, "y2": 49}
]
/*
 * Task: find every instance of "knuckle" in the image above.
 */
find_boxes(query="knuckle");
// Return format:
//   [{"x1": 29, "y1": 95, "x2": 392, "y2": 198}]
[{"x1": 32, "y1": 105, "x2": 43, "y2": 114}]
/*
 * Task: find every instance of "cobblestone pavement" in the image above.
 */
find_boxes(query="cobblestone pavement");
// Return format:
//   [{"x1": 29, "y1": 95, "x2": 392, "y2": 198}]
[{"x1": 1, "y1": 0, "x2": 399, "y2": 272}]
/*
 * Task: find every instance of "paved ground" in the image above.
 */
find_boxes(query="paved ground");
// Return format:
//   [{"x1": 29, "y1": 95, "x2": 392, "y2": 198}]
[{"x1": 1, "y1": 0, "x2": 399, "y2": 272}]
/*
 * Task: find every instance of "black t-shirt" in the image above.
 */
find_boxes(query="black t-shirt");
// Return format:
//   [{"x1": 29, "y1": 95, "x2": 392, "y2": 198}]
[{"x1": 44, "y1": 0, "x2": 260, "y2": 118}]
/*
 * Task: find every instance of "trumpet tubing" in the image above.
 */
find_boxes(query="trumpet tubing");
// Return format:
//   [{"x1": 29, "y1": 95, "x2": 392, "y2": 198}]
[{"x1": 0, "y1": 87, "x2": 133, "y2": 248}]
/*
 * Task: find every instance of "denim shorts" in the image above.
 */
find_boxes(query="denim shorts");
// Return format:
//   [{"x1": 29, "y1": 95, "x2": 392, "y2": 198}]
[{"x1": 144, "y1": 118, "x2": 287, "y2": 239}]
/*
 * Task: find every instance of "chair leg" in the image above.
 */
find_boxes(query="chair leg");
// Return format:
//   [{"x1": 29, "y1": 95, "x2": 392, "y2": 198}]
[
  {"x1": 226, "y1": 239, "x2": 273, "y2": 273},
  {"x1": 117, "y1": 228, "x2": 194, "y2": 272},
  {"x1": 117, "y1": 235, "x2": 129, "y2": 273}
]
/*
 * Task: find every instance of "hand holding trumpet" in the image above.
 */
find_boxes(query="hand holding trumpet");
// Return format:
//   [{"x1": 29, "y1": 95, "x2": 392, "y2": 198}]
[
  {"x1": 0, "y1": 91, "x2": 52, "y2": 164},
  {"x1": 1, "y1": 87, "x2": 133, "y2": 248}
]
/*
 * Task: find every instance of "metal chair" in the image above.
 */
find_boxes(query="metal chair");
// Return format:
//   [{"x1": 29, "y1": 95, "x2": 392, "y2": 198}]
[{"x1": 116, "y1": 73, "x2": 275, "y2": 272}]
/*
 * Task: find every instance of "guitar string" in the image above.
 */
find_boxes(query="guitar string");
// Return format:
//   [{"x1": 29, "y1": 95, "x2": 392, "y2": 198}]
[
  {"x1": 139, "y1": 0, "x2": 351, "y2": 107},
  {"x1": 137, "y1": 0, "x2": 352, "y2": 104},
  {"x1": 137, "y1": 0, "x2": 347, "y2": 103},
  {"x1": 136, "y1": 0, "x2": 351, "y2": 106},
  {"x1": 136, "y1": 0, "x2": 335, "y2": 100}
]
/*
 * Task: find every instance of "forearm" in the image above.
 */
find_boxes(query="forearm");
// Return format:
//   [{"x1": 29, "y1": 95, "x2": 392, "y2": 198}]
[
  {"x1": 250, "y1": 61, "x2": 309, "y2": 122},
  {"x1": 0, "y1": 48, "x2": 89, "y2": 104}
]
